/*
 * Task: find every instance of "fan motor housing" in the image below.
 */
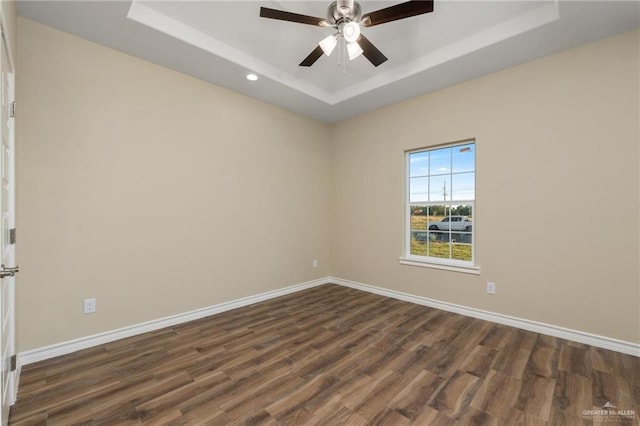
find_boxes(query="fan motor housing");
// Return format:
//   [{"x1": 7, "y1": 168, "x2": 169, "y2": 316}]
[{"x1": 326, "y1": 1, "x2": 362, "y2": 26}]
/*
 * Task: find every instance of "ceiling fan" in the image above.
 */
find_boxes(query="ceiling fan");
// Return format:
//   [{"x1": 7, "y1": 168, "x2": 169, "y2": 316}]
[{"x1": 259, "y1": 0, "x2": 434, "y2": 67}]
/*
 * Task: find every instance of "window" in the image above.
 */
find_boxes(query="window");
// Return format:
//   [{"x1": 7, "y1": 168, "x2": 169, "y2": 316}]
[{"x1": 404, "y1": 141, "x2": 476, "y2": 270}]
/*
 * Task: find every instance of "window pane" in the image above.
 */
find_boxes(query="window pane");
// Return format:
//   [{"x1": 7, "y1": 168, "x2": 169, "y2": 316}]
[
  {"x1": 452, "y1": 172, "x2": 475, "y2": 201},
  {"x1": 410, "y1": 206, "x2": 428, "y2": 230},
  {"x1": 410, "y1": 231, "x2": 428, "y2": 256},
  {"x1": 452, "y1": 144, "x2": 475, "y2": 173},
  {"x1": 428, "y1": 232, "x2": 450, "y2": 259},
  {"x1": 429, "y1": 175, "x2": 451, "y2": 202},
  {"x1": 451, "y1": 204, "x2": 473, "y2": 221},
  {"x1": 451, "y1": 204, "x2": 472, "y2": 261},
  {"x1": 452, "y1": 241, "x2": 472, "y2": 261},
  {"x1": 409, "y1": 151, "x2": 428, "y2": 177},
  {"x1": 409, "y1": 177, "x2": 429, "y2": 202},
  {"x1": 430, "y1": 147, "x2": 451, "y2": 176},
  {"x1": 426, "y1": 205, "x2": 446, "y2": 230}
]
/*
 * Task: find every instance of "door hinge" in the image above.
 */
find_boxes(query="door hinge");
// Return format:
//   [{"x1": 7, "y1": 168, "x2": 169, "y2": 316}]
[
  {"x1": 9, "y1": 101, "x2": 15, "y2": 118},
  {"x1": 9, "y1": 228, "x2": 15, "y2": 245},
  {"x1": 10, "y1": 354, "x2": 16, "y2": 372}
]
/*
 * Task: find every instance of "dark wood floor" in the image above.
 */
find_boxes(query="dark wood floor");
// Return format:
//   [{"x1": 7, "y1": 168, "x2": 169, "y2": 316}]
[{"x1": 9, "y1": 284, "x2": 640, "y2": 425}]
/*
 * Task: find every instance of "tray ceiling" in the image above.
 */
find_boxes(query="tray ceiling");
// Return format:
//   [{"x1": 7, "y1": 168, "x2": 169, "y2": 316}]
[{"x1": 17, "y1": 1, "x2": 640, "y2": 123}]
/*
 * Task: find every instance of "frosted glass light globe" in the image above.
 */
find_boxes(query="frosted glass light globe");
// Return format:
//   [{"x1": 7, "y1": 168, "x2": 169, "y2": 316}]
[{"x1": 342, "y1": 22, "x2": 361, "y2": 43}]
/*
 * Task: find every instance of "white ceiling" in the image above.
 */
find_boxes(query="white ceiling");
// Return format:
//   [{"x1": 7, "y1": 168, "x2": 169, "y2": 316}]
[{"x1": 17, "y1": 1, "x2": 640, "y2": 123}]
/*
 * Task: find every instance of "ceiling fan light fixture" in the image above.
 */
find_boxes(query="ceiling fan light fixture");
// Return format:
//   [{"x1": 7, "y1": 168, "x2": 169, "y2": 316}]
[
  {"x1": 346, "y1": 41, "x2": 363, "y2": 60},
  {"x1": 259, "y1": 0, "x2": 434, "y2": 68},
  {"x1": 342, "y1": 21, "x2": 361, "y2": 43},
  {"x1": 319, "y1": 34, "x2": 338, "y2": 56}
]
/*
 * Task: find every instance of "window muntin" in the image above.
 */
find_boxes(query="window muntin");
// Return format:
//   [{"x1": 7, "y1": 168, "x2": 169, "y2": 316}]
[{"x1": 407, "y1": 142, "x2": 475, "y2": 266}]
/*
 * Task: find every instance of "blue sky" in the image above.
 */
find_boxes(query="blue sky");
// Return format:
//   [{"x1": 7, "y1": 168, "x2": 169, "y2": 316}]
[{"x1": 409, "y1": 143, "x2": 475, "y2": 203}]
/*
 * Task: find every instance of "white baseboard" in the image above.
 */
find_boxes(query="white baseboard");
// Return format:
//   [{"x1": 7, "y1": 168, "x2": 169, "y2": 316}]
[
  {"x1": 330, "y1": 276, "x2": 640, "y2": 357},
  {"x1": 18, "y1": 275, "x2": 639, "y2": 367},
  {"x1": 18, "y1": 277, "x2": 330, "y2": 366}
]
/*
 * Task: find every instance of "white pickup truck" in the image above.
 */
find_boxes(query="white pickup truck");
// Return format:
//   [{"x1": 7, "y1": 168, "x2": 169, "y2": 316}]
[{"x1": 428, "y1": 216, "x2": 472, "y2": 232}]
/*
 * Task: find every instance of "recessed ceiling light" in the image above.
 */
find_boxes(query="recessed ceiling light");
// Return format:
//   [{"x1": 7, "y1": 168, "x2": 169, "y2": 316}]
[{"x1": 246, "y1": 73, "x2": 258, "y2": 81}]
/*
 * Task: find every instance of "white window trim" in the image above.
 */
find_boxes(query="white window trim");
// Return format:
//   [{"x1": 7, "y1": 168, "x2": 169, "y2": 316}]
[
  {"x1": 398, "y1": 256, "x2": 481, "y2": 275},
  {"x1": 403, "y1": 141, "x2": 477, "y2": 270}
]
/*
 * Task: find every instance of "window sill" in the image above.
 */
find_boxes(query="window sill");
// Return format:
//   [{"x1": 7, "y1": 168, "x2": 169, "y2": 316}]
[{"x1": 398, "y1": 257, "x2": 481, "y2": 275}]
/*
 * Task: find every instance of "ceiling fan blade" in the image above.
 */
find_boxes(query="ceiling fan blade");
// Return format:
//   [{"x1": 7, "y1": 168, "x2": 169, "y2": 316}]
[
  {"x1": 357, "y1": 35, "x2": 388, "y2": 67},
  {"x1": 260, "y1": 7, "x2": 329, "y2": 27},
  {"x1": 299, "y1": 46, "x2": 324, "y2": 67},
  {"x1": 361, "y1": 0, "x2": 434, "y2": 27}
]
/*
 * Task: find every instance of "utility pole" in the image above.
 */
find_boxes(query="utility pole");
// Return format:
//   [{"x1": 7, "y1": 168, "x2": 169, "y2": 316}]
[{"x1": 443, "y1": 180, "x2": 448, "y2": 215}]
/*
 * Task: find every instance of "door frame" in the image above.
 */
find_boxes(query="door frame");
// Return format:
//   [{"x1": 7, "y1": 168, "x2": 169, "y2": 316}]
[{"x1": 0, "y1": 11, "x2": 17, "y2": 422}]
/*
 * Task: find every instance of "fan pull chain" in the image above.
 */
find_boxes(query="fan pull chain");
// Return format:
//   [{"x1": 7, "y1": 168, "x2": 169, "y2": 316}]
[{"x1": 339, "y1": 36, "x2": 347, "y2": 74}]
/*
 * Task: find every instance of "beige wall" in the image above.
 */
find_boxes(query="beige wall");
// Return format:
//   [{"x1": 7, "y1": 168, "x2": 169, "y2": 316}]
[
  {"x1": 331, "y1": 29, "x2": 640, "y2": 344},
  {"x1": 1, "y1": 1, "x2": 16, "y2": 59},
  {"x1": 16, "y1": 18, "x2": 331, "y2": 351}
]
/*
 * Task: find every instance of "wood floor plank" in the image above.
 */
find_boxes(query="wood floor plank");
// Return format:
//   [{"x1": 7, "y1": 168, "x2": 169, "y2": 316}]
[
  {"x1": 265, "y1": 373, "x2": 339, "y2": 421},
  {"x1": 459, "y1": 344, "x2": 498, "y2": 379},
  {"x1": 551, "y1": 371, "x2": 592, "y2": 420},
  {"x1": 526, "y1": 338, "x2": 559, "y2": 379},
  {"x1": 515, "y1": 374, "x2": 556, "y2": 421},
  {"x1": 221, "y1": 370, "x2": 304, "y2": 419},
  {"x1": 368, "y1": 408, "x2": 412, "y2": 426},
  {"x1": 134, "y1": 371, "x2": 230, "y2": 422},
  {"x1": 388, "y1": 369, "x2": 443, "y2": 421},
  {"x1": 307, "y1": 404, "x2": 369, "y2": 426},
  {"x1": 9, "y1": 284, "x2": 639, "y2": 425},
  {"x1": 301, "y1": 373, "x2": 369, "y2": 421},
  {"x1": 413, "y1": 406, "x2": 457, "y2": 425},
  {"x1": 470, "y1": 369, "x2": 522, "y2": 419},
  {"x1": 457, "y1": 407, "x2": 501, "y2": 425},
  {"x1": 559, "y1": 345, "x2": 593, "y2": 378},
  {"x1": 348, "y1": 370, "x2": 415, "y2": 421},
  {"x1": 428, "y1": 370, "x2": 480, "y2": 419}
]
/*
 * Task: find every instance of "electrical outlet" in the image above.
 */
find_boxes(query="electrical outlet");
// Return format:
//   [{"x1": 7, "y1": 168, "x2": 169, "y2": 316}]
[
  {"x1": 486, "y1": 282, "x2": 496, "y2": 295},
  {"x1": 84, "y1": 298, "x2": 96, "y2": 314},
  {"x1": 312, "y1": 259, "x2": 318, "y2": 268}
]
